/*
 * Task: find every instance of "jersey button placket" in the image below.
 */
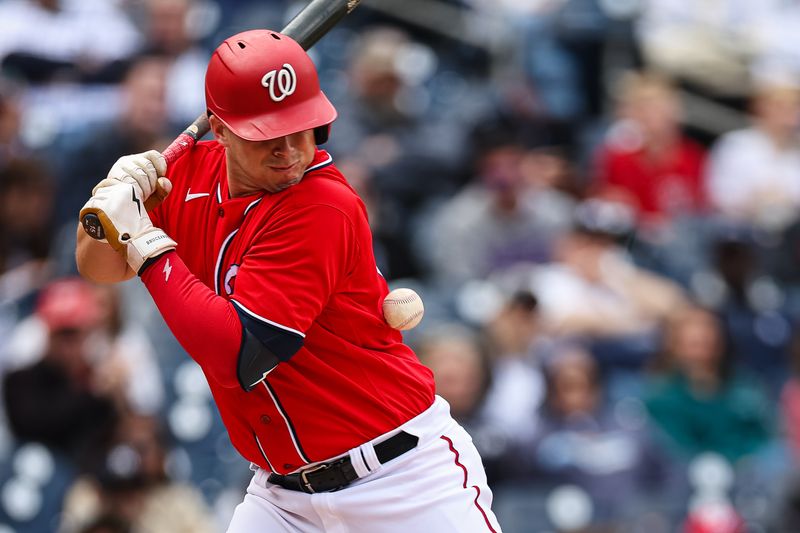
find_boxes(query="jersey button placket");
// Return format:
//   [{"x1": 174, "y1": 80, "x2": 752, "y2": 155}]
[
  {"x1": 218, "y1": 207, "x2": 225, "y2": 218},
  {"x1": 260, "y1": 415, "x2": 271, "y2": 425}
]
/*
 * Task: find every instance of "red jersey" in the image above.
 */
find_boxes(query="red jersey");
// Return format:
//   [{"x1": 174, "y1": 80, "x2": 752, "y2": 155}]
[
  {"x1": 149, "y1": 141, "x2": 435, "y2": 474},
  {"x1": 593, "y1": 138, "x2": 707, "y2": 224}
]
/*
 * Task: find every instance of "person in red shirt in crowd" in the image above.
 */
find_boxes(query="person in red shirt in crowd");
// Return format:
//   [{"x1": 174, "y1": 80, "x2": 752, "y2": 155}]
[
  {"x1": 75, "y1": 30, "x2": 501, "y2": 532},
  {"x1": 592, "y1": 71, "x2": 707, "y2": 231}
]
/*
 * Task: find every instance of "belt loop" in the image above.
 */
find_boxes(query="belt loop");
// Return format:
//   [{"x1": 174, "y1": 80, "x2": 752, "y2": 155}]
[
  {"x1": 360, "y1": 442, "x2": 382, "y2": 473},
  {"x1": 348, "y1": 448, "x2": 371, "y2": 478}
]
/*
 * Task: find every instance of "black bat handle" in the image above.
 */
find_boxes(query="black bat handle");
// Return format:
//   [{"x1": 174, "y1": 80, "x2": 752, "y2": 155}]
[{"x1": 284, "y1": 0, "x2": 361, "y2": 49}]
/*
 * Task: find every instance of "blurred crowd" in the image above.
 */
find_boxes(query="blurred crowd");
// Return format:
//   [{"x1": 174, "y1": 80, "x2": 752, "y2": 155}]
[{"x1": 3, "y1": 0, "x2": 800, "y2": 532}]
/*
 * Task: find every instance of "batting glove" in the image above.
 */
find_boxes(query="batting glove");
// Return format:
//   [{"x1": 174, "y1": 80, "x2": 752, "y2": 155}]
[
  {"x1": 93, "y1": 150, "x2": 171, "y2": 211},
  {"x1": 80, "y1": 183, "x2": 177, "y2": 275}
]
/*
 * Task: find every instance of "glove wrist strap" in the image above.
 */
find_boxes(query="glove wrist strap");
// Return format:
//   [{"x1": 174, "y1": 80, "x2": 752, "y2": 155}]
[{"x1": 126, "y1": 229, "x2": 177, "y2": 274}]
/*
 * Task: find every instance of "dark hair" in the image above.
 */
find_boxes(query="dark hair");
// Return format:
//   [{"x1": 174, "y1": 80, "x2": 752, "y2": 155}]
[
  {"x1": 539, "y1": 341, "x2": 602, "y2": 417},
  {"x1": 468, "y1": 111, "x2": 570, "y2": 163},
  {"x1": 508, "y1": 290, "x2": 538, "y2": 314},
  {"x1": 0, "y1": 157, "x2": 53, "y2": 195},
  {"x1": 79, "y1": 513, "x2": 131, "y2": 533},
  {"x1": 0, "y1": 157, "x2": 55, "y2": 268},
  {"x1": 92, "y1": 443, "x2": 149, "y2": 494}
]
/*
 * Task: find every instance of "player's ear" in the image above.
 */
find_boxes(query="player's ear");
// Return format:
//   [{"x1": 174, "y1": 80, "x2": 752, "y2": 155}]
[{"x1": 208, "y1": 114, "x2": 229, "y2": 147}]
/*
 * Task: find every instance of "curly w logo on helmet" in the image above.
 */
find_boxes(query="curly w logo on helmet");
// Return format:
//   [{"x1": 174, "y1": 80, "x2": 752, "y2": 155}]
[{"x1": 261, "y1": 64, "x2": 297, "y2": 102}]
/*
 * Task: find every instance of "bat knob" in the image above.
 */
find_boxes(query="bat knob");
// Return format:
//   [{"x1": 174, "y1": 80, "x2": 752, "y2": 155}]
[{"x1": 82, "y1": 213, "x2": 105, "y2": 240}]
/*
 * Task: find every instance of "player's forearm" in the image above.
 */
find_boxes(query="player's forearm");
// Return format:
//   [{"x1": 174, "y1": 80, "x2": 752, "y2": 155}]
[
  {"x1": 75, "y1": 224, "x2": 135, "y2": 283},
  {"x1": 140, "y1": 251, "x2": 243, "y2": 388}
]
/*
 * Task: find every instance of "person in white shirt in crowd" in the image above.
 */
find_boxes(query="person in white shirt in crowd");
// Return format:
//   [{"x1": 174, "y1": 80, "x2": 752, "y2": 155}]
[
  {"x1": 636, "y1": 0, "x2": 782, "y2": 98},
  {"x1": 0, "y1": 0, "x2": 140, "y2": 83},
  {"x1": 706, "y1": 69, "x2": 800, "y2": 231},
  {"x1": 135, "y1": 0, "x2": 212, "y2": 126},
  {"x1": 529, "y1": 198, "x2": 688, "y2": 339},
  {"x1": 426, "y1": 114, "x2": 575, "y2": 287}
]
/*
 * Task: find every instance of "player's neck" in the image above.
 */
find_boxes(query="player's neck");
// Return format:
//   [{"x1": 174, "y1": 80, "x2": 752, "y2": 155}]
[{"x1": 225, "y1": 158, "x2": 263, "y2": 198}]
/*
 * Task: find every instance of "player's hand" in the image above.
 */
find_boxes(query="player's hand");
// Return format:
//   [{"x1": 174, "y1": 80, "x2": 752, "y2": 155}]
[
  {"x1": 93, "y1": 150, "x2": 172, "y2": 211},
  {"x1": 79, "y1": 183, "x2": 177, "y2": 275}
]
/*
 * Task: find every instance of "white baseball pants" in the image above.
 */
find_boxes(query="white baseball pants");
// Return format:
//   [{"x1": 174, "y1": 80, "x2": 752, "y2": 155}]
[{"x1": 226, "y1": 396, "x2": 502, "y2": 532}]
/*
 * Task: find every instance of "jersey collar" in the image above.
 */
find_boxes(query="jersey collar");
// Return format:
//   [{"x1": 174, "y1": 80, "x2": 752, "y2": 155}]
[{"x1": 217, "y1": 149, "x2": 333, "y2": 204}]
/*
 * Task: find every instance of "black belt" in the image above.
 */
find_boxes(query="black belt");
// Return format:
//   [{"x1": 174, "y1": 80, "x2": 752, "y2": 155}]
[{"x1": 267, "y1": 431, "x2": 418, "y2": 493}]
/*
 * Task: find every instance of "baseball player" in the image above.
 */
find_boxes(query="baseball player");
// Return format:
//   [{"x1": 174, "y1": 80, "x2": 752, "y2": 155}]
[{"x1": 76, "y1": 30, "x2": 501, "y2": 532}]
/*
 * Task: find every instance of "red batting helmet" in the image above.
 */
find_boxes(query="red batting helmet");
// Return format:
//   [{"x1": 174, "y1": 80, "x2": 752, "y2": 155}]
[{"x1": 205, "y1": 30, "x2": 337, "y2": 143}]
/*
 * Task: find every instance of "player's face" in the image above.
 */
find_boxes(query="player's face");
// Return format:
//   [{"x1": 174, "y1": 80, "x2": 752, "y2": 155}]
[{"x1": 213, "y1": 117, "x2": 317, "y2": 196}]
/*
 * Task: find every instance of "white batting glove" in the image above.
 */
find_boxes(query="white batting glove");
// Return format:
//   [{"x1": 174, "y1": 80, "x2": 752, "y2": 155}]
[
  {"x1": 93, "y1": 150, "x2": 169, "y2": 202},
  {"x1": 80, "y1": 183, "x2": 177, "y2": 274}
]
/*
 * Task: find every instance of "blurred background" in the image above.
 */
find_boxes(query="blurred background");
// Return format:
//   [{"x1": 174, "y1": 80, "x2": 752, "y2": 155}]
[{"x1": 2, "y1": 0, "x2": 800, "y2": 531}]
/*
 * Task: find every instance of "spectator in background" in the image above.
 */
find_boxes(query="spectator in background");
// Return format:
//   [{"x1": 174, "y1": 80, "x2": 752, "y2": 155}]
[
  {"x1": 425, "y1": 113, "x2": 575, "y2": 287},
  {"x1": 592, "y1": 71, "x2": 707, "y2": 233},
  {"x1": 2, "y1": 278, "x2": 119, "y2": 469},
  {"x1": 782, "y1": 327, "x2": 800, "y2": 465},
  {"x1": 415, "y1": 322, "x2": 515, "y2": 485},
  {"x1": 60, "y1": 414, "x2": 216, "y2": 533},
  {"x1": 91, "y1": 284, "x2": 164, "y2": 417},
  {"x1": 3, "y1": 282, "x2": 165, "y2": 417},
  {"x1": 698, "y1": 225, "x2": 791, "y2": 386},
  {"x1": 530, "y1": 198, "x2": 688, "y2": 340},
  {"x1": 137, "y1": 0, "x2": 210, "y2": 125},
  {"x1": 645, "y1": 305, "x2": 773, "y2": 463},
  {"x1": 0, "y1": 0, "x2": 140, "y2": 84},
  {"x1": 635, "y1": 0, "x2": 779, "y2": 99},
  {"x1": 481, "y1": 290, "x2": 546, "y2": 441},
  {"x1": 0, "y1": 83, "x2": 26, "y2": 164},
  {"x1": 326, "y1": 26, "x2": 467, "y2": 278},
  {"x1": 706, "y1": 73, "x2": 800, "y2": 232},
  {"x1": 53, "y1": 55, "x2": 173, "y2": 227},
  {"x1": 508, "y1": 344, "x2": 672, "y2": 526},
  {"x1": 0, "y1": 157, "x2": 54, "y2": 304}
]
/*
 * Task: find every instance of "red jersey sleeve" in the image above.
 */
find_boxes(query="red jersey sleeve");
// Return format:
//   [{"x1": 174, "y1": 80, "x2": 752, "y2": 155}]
[
  {"x1": 140, "y1": 251, "x2": 243, "y2": 388},
  {"x1": 230, "y1": 202, "x2": 357, "y2": 335}
]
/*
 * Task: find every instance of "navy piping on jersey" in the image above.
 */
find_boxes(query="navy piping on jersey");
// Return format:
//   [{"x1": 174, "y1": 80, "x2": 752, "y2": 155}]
[
  {"x1": 212, "y1": 198, "x2": 261, "y2": 295},
  {"x1": 243, "y1": 197, "x2": 263, "y2": 216},
  {"x1": 254, "y1": 432, "x2": 276, "y2": 472},
  {"x1": 216, "y1": 182, "x2": 223, "y2": 203},
  {"x1": 262, "y1": 380, "x2": 312, "y2": 464},
  {"x1": 304, "y1": 152, "x2": 333, "y2": 174}
]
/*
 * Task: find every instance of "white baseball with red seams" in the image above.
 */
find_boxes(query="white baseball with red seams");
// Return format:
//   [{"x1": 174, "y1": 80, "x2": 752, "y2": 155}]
[{"x1": 383, "y1": 288, "x2": 424, "y2": 330}]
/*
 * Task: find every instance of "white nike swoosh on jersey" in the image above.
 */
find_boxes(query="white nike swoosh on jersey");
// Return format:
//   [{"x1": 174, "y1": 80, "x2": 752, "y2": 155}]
[{"x1": 185, "y1": 191, "x2": 210, "y2": 202}]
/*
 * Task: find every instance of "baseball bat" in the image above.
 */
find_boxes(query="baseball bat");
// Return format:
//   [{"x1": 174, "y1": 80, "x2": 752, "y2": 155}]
[{"x1": 81, "y1": 0, "x2": 361, "y2": 240}]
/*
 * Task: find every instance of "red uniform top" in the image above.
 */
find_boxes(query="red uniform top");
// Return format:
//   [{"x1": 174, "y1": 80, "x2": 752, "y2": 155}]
[
  {"x1": 146, "y1": 141, "x2": 435, "y2": 474},
  {"x1": 593, "y1": 138, "x2": 707, "y2": 224}
]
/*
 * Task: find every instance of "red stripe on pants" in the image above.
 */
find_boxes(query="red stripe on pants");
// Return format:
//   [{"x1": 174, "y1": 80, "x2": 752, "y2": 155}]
[{"x1": 440, "y1": 435, "x2": 498, "y2": 533}]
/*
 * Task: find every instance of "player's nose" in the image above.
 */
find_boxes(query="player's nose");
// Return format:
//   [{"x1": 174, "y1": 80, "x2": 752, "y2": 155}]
[{"x1": 268, "y1": 135, "x2": 292, "y2": 157}]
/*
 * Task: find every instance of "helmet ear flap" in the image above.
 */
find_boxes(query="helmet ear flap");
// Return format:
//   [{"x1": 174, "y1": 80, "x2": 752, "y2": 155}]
[{"x1": 313, "y1": 125, "x2": 330, "y2": 145}]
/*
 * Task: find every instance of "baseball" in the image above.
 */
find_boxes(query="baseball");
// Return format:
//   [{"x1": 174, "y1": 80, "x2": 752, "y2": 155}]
[{"x1": 382, "y1": 288, "x2": 424, "y2": 331}]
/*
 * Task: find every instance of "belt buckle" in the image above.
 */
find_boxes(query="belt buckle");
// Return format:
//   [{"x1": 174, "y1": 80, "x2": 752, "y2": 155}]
[{"x1": 299, "y1": 462, "x2": 330, "y2": 494}]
